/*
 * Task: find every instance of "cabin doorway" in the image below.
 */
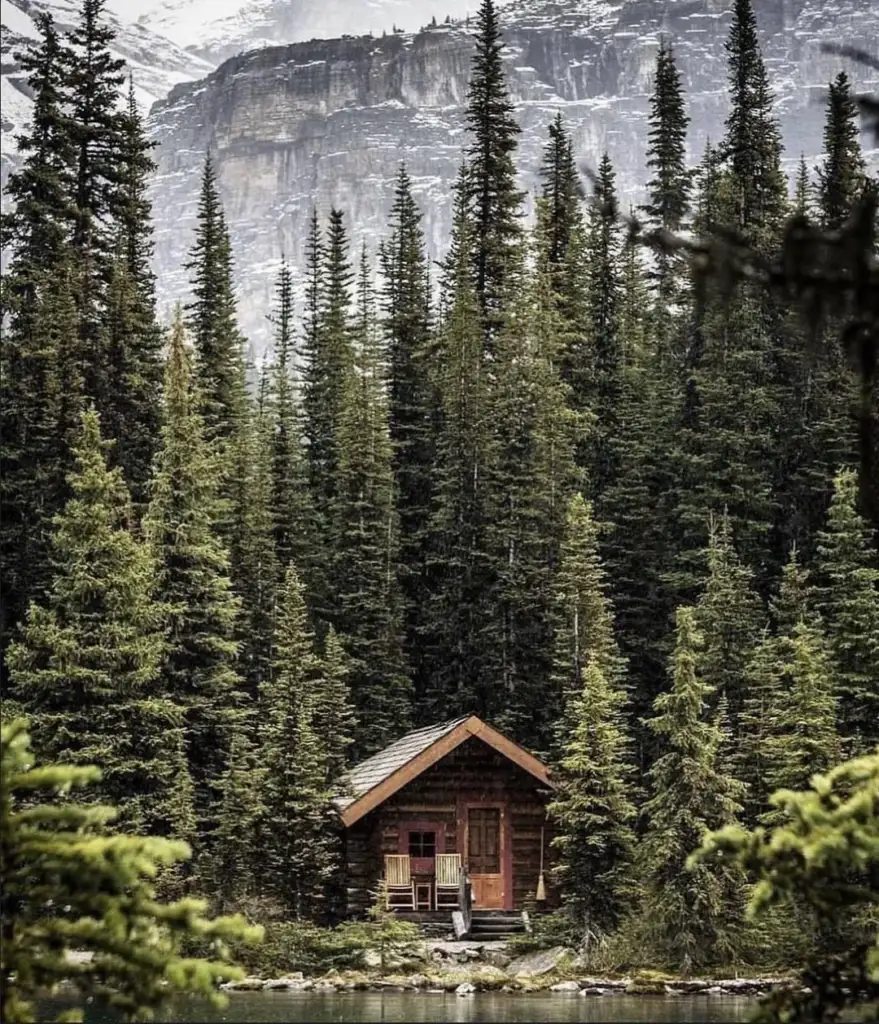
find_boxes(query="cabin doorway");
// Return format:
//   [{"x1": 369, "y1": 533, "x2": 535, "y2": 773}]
[{"x1": 466, "y1": 806, "x2": 506, "y2": 909}]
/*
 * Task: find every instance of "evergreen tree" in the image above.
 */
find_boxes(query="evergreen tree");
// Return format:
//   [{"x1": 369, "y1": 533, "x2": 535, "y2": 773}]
[
  {"x1": 0, "y1": 15, "x2": 79, "y2": 679},
  {"x1": 464, "y1": 0, "x2": 524, "y2": 343},
  {"x1": 211, "y1": 725, "x2": 263, "y2": 912},
  {"x1": 314, "y1": 626, "x2": 356, "y2": 783},
  {"x1": 549, "y1": 660, "x2": 637, "y2": 943},
  {"x1": 101, "y1": 77, "x2": 163, "y2": 506},
  {"x1": 184, "y1": 154, "x2": 247, "y2": 446},
  {"x1": 380, "y1": 166, "x2": 437, "y2": 704},
  {"x1": 641, "y1": 37, "x2": 691, "y2": 353},
  {"x1": 6, "y1": 410, "x2": 179, "y2": 833},
  {"x1": 424, "y1": 182, "x2": 496, "y2": 718},
  {"x1": 486, "y1": 214, "x2": 580, "y2": 746},
  {"x1": 260, "y1": 567, "x2": 338, "y2": 920},
  {"x1": 694, "y1": 511, "x2": 763, "y2": 734},
  {"x1": 143, "y1": 314, "x2": 242, "y2": 836},
  {"x1": 267, "y1": 258, "x2": 313, "y2": 579},
  {"x1": 0, "y1": 719, "x2": 260, "y2": 1024},
  {"x1": 816, "y1": 469, "x2": 879, "y2": 753},
  {"x1": 333, "y1": 249, "x2": 411, "y2": 754},
  {"x1": 583, "y1": 153, "x2": 623, "y2": 499},
  {"x1": 539, "y1": 113, "x2": 584, "y2": 272},
  {"x1": 638, "y1": 606, "x2": 746, "y2": 972},
  {"x1": 722, "y1": 0, "x2": 786, "y2": 242},
  {"x1": 817, "y1": 72, "x2": 869, "y2": 230}
]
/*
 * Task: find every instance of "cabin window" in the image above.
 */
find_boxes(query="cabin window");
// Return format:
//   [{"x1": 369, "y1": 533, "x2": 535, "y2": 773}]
[{"x1": 407, "y1": 831, "x2": 437, "y2": 859}]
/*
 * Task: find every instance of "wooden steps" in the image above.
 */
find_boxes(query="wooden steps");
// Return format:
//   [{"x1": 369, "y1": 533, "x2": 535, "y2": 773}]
[{"x1": 467, "y1": 910, "x2": 527, "y2": 941}]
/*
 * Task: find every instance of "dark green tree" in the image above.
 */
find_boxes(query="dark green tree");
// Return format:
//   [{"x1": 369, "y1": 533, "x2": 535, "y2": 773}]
[
  {"x1": 816, "y1": 469, "x2": 879, "y2": 753},
  {"x1": 638, "y1": 606, "x2": 747, "y2": 972},
  {"x1": 184, "y1": 153, "x2": 247, "y2": 447},
  {"x1": 379, "y1": 166, "x2": 437, "y2": 704},
  {"x1": 549, "y1": 659, "x2": 637, "y2": 944},
  {"x1": 817, "y1": 72, "x2": 869, "y2": 230},
  {"x1": 464, "y1": 0, "x2": 524, "y2": 343},
  {"x1": 143, "y1": 313, "x2": 242, "y2": 837},
  {"x1": 314, "y1": 626, "x2": 356, "y2": 784},
  {"x1": 333, "y1": 249, "x2": 411, "y2": 754},
  {"x1": 6, "y1": 410, "x2": 178, "y2": 833},
  {"x1": 0, "y1": 718, "x2": 260, "y2": 1024},
  {"x1": 260, "y1": 567, "x2": 339, "y2": 920}
]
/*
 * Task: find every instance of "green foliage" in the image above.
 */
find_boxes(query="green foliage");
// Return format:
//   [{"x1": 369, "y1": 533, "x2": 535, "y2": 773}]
[
  {"x1": 549, "y1": 661, "x2": 637, "y2": 943},
  {"x1": 7, "y1": 410, "x2": 178, "y2": 833},
  {"x1": 691, "y1": 749, "x2": 879, "y2": 1023},
  {"x1": 816, "y1": 469, "x2": 879, "y2": 753},
  {"x1": 335, "y1": 880, "x2": 421, "y2": 974},
  {"x1": 144, "y1": 313, "x2": 242, "y2": 835},
  {"x1": 0, "y1": 718, "x2": 261, "y2": 1024},
  {"x1": 638, "y1": 607, "x2": 747, "y2": 973}
]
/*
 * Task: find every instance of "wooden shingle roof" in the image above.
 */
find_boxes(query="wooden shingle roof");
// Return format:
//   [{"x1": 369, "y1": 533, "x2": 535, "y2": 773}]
[{"x1": 334, "y1": 715, "x2": 553, "y2": 827}]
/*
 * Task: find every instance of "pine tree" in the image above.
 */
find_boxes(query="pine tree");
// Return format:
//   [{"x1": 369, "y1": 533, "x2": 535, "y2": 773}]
[
  {"x1": 549, "y1": 661, "x2": 637, "y2": 943},
  {"x1": 380, "y1": 166, "x2": 437, "y2": 704},
  {"x1": 464, "y1": 0, "x2": 524, "y2": 344},
  {"x1": 485, "y1": 215, "x2": 580, "y2": 746},
  {"x1": 550, "y1": 495, "x2": 626, "y2": 715},
  {"x1": 260, "y1": 567, "x2": 338, "y2": 920},
  {"x1": 539, "y1": 113, "x2": 584, "y2": 272},
  {"x1": 211, "y1": 724, "x2": 263, "y2": 912},
  {"x1": 583, "y1": 153, "x2": 623, "y2": 499},
  {"x1": 424, "y1": 181, "x2": 496, "y2": 719},
  {"x1": 184, "y1": 154, "x2": 247, "y2": 447},
  {"x1": 694, "y1": 511, "x2": 764, "y2": 734},
  {"x1": 639, "y1": 606, "x2": 747, "y2": 972},
  {"x1": 816, "y1": 469, "x2": 879, "y2": 753},
  {"x1": 6, "y1": 410, "x2": 178, "y2": 833},
  {"x1": 722, "y1": 0, "x2": 786, "y2": 242},
  {"x1": 0, "y1": 719, "x2": 260, "y2": 1024},
  {"x1": 143, "y1": 313, "x2": 242, "y2": 836},
  {"x1": 641, "y1": 37, "x2": 691, "y2": 353},
  {"x1": 101, "y1": 77, "x2": 163, "y2": 507},
  {"x1": 267, "y1": 259, "x2": 313, "y2": 579},
  {"x1": 817, "y1": 72, "x2": 869, "y2": 230},
  {"x1": 314, "y1": 626, "x2": 356, "y2": 783},
  {"x1": 333, "y1": 249, "x2": 411, "y2": 755},
  {"x1": 0, "y1": 15, "x2": 79, "y2": 679}
]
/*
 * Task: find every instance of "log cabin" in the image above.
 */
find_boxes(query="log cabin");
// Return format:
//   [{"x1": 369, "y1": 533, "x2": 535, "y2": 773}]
[{"x1": 334, "y1": 716, "x2": 558, "y2": 934}]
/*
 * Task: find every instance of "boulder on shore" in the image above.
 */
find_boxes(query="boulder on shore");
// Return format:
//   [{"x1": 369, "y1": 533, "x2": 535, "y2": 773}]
[{"x1": 507, "y1": 946, "x2": 574, "y2": 978}]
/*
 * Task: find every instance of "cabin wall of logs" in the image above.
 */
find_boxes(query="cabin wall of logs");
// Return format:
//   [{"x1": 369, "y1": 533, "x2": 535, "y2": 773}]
[{"x1": 341, "y1": 736, "x2": 557, "y2": 917}]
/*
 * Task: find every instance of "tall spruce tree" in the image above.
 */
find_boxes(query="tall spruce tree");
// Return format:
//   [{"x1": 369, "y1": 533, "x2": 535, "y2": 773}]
[
  {"x1": 641, "y1": 37, "x2": 691, "y2": 354},
  {"x1": 464, "y1": 0, "x2": 524, "y2": 344},
  {"x1": 638, "y1": 606, "x2": 747, "y2": 972},
  {"x1": 583, "y1": 153, "x2": 623, "y2": 499},
  {"x1": 485, "y1": 213, "x2": 580, "y2": 746},
  {"x1": 6, "y1": 410, "x2": 181, "y2": 833},
  {"x1": 0, "y1": 15, "x2": 79, "y2": 680},
  {"x1": 817, "y1": 72, "x2": 869, "y2": 231},
  {"x1": 424, "y1": 180, "x2": 496, "y2": 719},
  {"x1": 694, "y1": 511, "x2": 763, "y2": 734},
  {"x1": 144, "y1": 313, "x2": 242, "y2": 838},
  {"x1": 332, "y1": 249, "x2": 411, "y2": 754},
  {"x1": 380, "y1": 166, "x2": 437, "y2": 705},
  {"x1": 260, "y1": 566, "x2": 338, "y2": 920},
  {"x1": 184, "y1": 154, "x2": 247, "y2": 447},
  {"x1": 816, "y1": 469, "x2": 879, "y2": 753},
  {"x1": 313, "y1": 626, "x2": 356, "y2": 784},
  {"x1": 549, "y1": 658, "x2": 637, "y2": 942},
  {"x1": 722, "y1": 0, "x2": 786, "y2": 242}
]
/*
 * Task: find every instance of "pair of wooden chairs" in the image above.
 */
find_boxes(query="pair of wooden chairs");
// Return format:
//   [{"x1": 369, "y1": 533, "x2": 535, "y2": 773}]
[{"x1": 384, "y1": 853, "x2": 461, "y2": 911}]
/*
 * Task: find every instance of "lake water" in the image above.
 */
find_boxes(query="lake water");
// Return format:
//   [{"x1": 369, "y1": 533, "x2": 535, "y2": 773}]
[{"x1": 42, "y1": 990, "x2": 760, "y2": 1022}]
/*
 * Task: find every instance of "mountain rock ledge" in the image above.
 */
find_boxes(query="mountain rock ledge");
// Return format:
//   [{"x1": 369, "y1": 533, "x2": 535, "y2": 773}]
[{"x1": 148, "y1": 0, "x2": 879, "y2": 347}]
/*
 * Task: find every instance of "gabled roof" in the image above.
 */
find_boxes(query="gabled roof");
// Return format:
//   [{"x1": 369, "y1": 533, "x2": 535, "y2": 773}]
[{"x1": 335, "y1": 715, "x2": 553, "y2": 827}]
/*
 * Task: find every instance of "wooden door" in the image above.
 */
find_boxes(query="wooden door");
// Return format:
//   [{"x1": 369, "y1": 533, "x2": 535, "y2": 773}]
[{"x1": 468, "y1": 807, "x2": 504, "y2": 909}]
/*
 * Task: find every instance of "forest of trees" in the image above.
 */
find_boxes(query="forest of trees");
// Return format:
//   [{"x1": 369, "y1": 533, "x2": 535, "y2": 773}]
[{"x1": 1, "y1": 0, "x2": 877, "y2": 977}]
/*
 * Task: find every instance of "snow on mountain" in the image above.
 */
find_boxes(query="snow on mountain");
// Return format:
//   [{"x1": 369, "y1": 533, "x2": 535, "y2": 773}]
[
  {"x1": 0, "y1": 0, "x2": 215, "y2": 186},
  {"x1": 107, "y1": 1, "x2": 484, "y2": 64}
]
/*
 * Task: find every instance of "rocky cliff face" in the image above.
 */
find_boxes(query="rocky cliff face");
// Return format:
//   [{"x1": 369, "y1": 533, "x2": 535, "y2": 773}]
[{"x1": 74, "y1": 1, "x2": 879, "y2": 345}]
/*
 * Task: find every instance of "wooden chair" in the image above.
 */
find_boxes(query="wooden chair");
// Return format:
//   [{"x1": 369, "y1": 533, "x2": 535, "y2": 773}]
[
  {"x1": 434, "y1": 852, "x2": 462, "y2": 910},
  {"x1": 384, "y1": 854, "x2": 415, "y2": 911}
]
